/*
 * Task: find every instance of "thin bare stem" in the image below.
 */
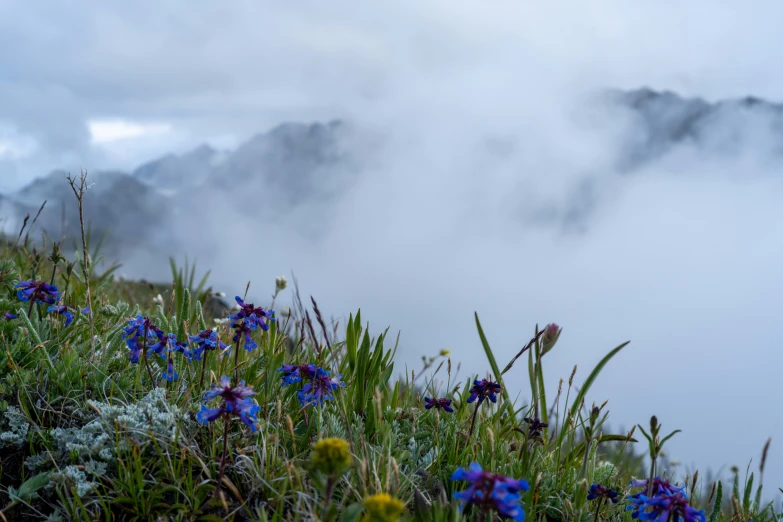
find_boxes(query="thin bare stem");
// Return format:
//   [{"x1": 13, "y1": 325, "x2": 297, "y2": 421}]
[
  {"x1": 142, "y1": 331, "x2": 156, "y2": 389},
  {"x1": 67, "y1": 172, "x2": 95, "y2": 358},
  {"x1": 214, "y1": 415, "x2": 231, "y2": 498},
  {"x1": 468, "y1": 402, "x2": 480, "y2": 438},
  {"x1": 200, "y1": 349, "x2": 209, "y2": 389}
]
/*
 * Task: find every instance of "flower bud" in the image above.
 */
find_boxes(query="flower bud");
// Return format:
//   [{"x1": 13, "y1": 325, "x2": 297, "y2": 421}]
[
  {"x1": 275, "y1": 276, "x2": 288, "y2": 292},
  {"x1": 541, "y1": 323, "x2": 562, "y2": 354},
  {"x1": 362, "y1": 493, "x2": 406, "y2": 522},
  {"x1": 311, "y1": 437, "x2": 352, "y2": 476}
]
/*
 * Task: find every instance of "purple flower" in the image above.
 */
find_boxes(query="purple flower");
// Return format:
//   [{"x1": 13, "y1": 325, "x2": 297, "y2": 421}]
[
  {"x1": 189, "y1": 329, "x2": 229, "y2": 360},
  {"x1": 467, "y1": 379, "x2": 502, "y2": 405},
  {"x1": 127, "y1": 338, "x2": 143, "y2": 364},
  {"x1": 296, "y1": 367, "x2": 346, "y2": 407},
  {"x1": 197, "y1": 376, "x2": 260, "y2": 432},
  {"x1": 424, "y1": 397, "x2": 454, "y2": 413},
  {"x1": 522, "y1": 417, "x2": 548, "y2": 441},
  {"x1": 232, "y1": 322, "x2": 258, "y2": 351},
  {"x1": 278, "y1": 363, "x2": 318, "y2": 385},
  {"x1": 230, "y1": 296, "x2": 274, "y2": 331},
  {"x1": 80, "y1": 306, "x2": 92, "y2": 316},
  {"x1": 122, "y1": 315, "x2": 164, "y2": 347},
  {"x1": 15, "y1": 280, "x2": 61, "y2": 305},
  {"x1": 630, "y1": 477, "x2": 685, "y2": 497},
  {"x1": 451, "y1": 462, "x2": 529, "y2": 521},
  {"x1": 4, "y1": 313, "x2": 17, "y2": 320},
  {"x1": 148, "y1": 333, "x2": 191, "y2": 381},
  {"x1": 46, "y1": 305, "x2": 75, "y2": 326},
  {"x1": 587, "y1": 483, "x2": 619, "y2": 503},
  {"x1": 627, "y1": 491, "x2": 705, "y2": 522}
]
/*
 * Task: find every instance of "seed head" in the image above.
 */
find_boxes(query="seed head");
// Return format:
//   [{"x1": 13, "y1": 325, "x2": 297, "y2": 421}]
[{"x1": 311, "y1": 437, "x2": 352, "y2": 476}]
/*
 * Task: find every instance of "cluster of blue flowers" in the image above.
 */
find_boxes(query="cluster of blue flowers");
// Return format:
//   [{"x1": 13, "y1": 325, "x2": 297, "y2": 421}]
[
  {"x1": 16, "y1": 280, "x2": 61, "y2": 305},
  {"x1": 278, "y1": 363, "x2": 346, "y2": 407},
  {"x1": 230, "y1": 296, "x2": 274, "y2": 352},
  {"x1": 189, "y1": 328, "x2": 229, "y2": 360},
  {"x1": 196, "y1": 376, "x2": 261, "y2": 432},
  {"x1": 423, "y1": 397, "x2": 454, "y2": 412},
  {"x1": 122, "y1": 315, "x2": 230, "y2": 381},
  {"x1": 451, "y1": 462, "x2": 529, "y2": 521},
  {"x1": 467, "y1": 378, "x2": 502, "y2": 404},
  {"x1": 8, "y1": 280, "x2": 90, "y2": 326},
  {"x1": 627, "y1": 477, "x2": 705, "y2": 522},
  {"x1": 119, "y1": 296, "x2": 273, "y2": 383}
]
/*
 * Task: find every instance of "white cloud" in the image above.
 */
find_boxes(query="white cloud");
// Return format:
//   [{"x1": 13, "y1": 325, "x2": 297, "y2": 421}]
[
  {"x1": 2, "y1": 0, "x2": 783, "y2": 495},
  {"x1": 88, "y1": 119, "x2": 171, "y2": 144}
]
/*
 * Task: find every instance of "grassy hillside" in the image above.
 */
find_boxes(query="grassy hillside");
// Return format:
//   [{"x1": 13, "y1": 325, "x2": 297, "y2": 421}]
[{"x1": 0, "y1": 236, "x2": 774, "y2": 521}]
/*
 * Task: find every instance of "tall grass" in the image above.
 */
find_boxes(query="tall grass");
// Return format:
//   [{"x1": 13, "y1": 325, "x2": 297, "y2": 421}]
[{"x1": 0, "y1": 232, "x2": 776, "y2": 521}]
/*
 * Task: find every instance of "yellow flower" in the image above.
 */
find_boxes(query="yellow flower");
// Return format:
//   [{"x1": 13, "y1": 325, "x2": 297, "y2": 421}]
[
  {"x1": 311, "y1": 438, "x2": 352, "y2": 475},
  {"x1": 362, "y1": 493, "x2": 405, "y2": 522},
  {"x1": 439, "y1": 349, "x2": 450, "y2": 356}
]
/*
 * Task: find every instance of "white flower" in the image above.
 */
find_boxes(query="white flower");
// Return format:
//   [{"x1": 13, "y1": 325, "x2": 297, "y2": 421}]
[
  {"x1": 152, "y1": 294, "x2": 164, "y2": 305},
  {"x1": 275, "y1": 276, "x2": 288, "y2": 291},
  {"x1": 215, "y1": 291, "x2": 226, "y2": 298}
]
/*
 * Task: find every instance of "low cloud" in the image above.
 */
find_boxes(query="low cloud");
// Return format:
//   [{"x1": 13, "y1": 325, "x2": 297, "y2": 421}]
[{"x1": 3, "y1": 0, "x2": 783, "y2": 496}]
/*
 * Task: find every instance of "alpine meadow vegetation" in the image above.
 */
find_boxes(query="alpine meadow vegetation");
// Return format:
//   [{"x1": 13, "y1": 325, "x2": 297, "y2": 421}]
[{"x1": 0, "y1": 174, "x2": 776, "y2": 521}]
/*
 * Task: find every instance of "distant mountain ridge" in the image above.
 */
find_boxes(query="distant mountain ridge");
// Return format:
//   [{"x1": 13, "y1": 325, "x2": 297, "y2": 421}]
[{"x1": 4, "y1": 87, "x2": 783, "y2": 257}]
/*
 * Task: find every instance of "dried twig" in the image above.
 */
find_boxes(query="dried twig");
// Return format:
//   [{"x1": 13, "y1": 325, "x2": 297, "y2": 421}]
[
  {"x1": 310, "y1": 296, "x2": 332, "y2": 349},
  {"x1": 66, "y1": 171, "x2": 95, "y2": 358},
  {"x1": 13, "y1": 213, "x2": 30, "y2": 249},
  {"x1": 23, "y1": 200, "x2": 47, "y2": 248}
]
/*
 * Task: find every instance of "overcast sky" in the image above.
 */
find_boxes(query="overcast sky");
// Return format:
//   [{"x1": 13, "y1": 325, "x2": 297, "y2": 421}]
[{"x1": 3, "y1": 0, "x2": 783, "y2": 497}]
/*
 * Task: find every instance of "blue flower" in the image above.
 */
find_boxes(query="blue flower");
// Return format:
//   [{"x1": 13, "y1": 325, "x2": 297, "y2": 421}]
[
  {"x1": 467, "y1": 379, "x2": 502, "y2": 404},
  {"x1": 127, "y1": 338, "x2": 143, "y2": 364},
  {"x1": 232, "y1": 322, "x2": 257, "y2": 352},
  {"x1": 627, "y1": 490, "x2": 705, "y2": 522},
  {"x1": 587, "y1": 483, "x2": 619, "y2": 503},
  {"x1": 46, "y1": 305, "x2": 75, "y2": 326},
  {"x1": 523, "y1": 417, "x2": 548, "y2": 441},
  {"x1": 4, "y1": 313, "x2": 17, "y2": 320},
  {"x1": 424, "y1": 397, "x2": 454, "y2": 413},
  {"x1": 122, "y1": 315, "x2": 164, "y2": 347},
  {"x1": 296, "y1": 367, "x2": 345, "y2": 407},
  {"x1": 148, "y1": 333, "x2": 190, "y2": 381},
  {"x1": 278, "y1": 363, "x2": 317, "y2": 385},
  {"x1": 15, "y1": 280, "x2": 61, "y2": 305},
  {"x1": 451, "y1": 462, "x2": 529, "y2": 521},
  {"x1": 148, "y1": 332, "x2": 185, "y2": 358},
  {"x1": 197, "y1": 376, "x2": 260, "y2": 432},
  {"x1": 230, "y1": 296, "x2": 274, "y2": 331},
  {"x1": 630, "y1": 477, "x2": 685, "y2": 497},
  {"x1": 189, "y1": 328, "x2": 229, "y2": 360}
]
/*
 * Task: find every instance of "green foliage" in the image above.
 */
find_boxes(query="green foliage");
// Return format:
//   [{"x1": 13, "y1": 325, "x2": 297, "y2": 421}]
[{"x1": 0, "y1": 242, "x2": 776, "y2": 522}]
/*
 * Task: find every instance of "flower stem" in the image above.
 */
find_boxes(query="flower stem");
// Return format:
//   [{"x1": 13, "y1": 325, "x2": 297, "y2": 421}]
[
  {"x1": 142, "y1": 329, "x2": 156, "y2": 389},
  {"x1": 233, "y1": 330, "x2": 242, "y2": 383},
  {"x1": 647, "y1": 455, "x2": 657, "y2": 497},
  {"x1": 215, "y1": 415, "x2": 230, "y2": 497},
  {"x1": 581, "y1": 436, "x2": 593, "y2": 480},
  {"x1": 200, "y1": 349, "x2": 209, "y2": 389},
  {"x1": 593, "y1": 498, "x2": 604, "y2": 522},
  {"x1": 322, "y1": 474, "x2": 336, "y2": 519},
  {"x1": 468, "y1": 402, "x2": 480, "y2": 438}
]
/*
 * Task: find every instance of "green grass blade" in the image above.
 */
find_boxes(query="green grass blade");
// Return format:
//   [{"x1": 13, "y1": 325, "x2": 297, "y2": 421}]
[
  {"x1": 557, "y1": 341, "x2": 630, "y2": 448},
  {"x1": 474, "y1": 312, "x2": 511, "y2": 405}
]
